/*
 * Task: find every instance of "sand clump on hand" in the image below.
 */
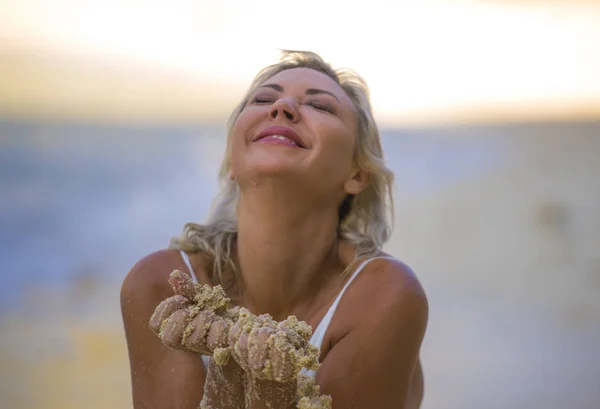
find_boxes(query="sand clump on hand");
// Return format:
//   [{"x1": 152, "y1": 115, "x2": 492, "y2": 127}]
[
  {"x1": 296, "y1": 373, "x2": 333, "y2": 409},
  {"x1": 149, "y1": 270, "x2": 332, "y2": 409}
]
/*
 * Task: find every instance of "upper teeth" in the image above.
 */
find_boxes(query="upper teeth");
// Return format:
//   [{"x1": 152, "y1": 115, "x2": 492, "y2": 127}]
[{"x1": 272, "y1": 135, "x2": 298, "y2": 145}]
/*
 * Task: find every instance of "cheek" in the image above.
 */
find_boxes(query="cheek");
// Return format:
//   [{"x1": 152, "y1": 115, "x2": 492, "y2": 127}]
[
  {"x1": 321, "y1": 123, "x2": 355, "y2": 159},
  {"x1": 312, "y1": 113, "x2": 356, "y2": 154},
  {"x1": 316, "y1": 130, "x2": 356, "y2": 179}
]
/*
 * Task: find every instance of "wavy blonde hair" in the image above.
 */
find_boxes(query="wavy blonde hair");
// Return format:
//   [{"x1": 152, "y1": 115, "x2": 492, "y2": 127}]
[{"x1": 170, "y1": 50, "x2": 395, "y2": 285}]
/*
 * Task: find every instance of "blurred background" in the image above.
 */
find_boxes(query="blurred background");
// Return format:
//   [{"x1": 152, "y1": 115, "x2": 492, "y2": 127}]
[{"x1": 1, "y1": 0, "x2": 599, "y2": 408}]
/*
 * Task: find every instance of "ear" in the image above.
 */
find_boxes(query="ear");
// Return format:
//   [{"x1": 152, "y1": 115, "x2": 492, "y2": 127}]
[
  {"x1": 344, "y1": 169, "x2": 370, "y2": 195},
  {"x1": 227, "y1": 167, "x2": 235, "y2": 181}
]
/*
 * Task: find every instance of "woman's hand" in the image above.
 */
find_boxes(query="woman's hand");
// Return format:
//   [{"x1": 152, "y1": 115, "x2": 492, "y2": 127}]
[
  {"x1": 149, "y1": 271, "x2": 247, "y2": 408},
  {"x1": 149, "y1": 294, "x2": 191, "y2": 340},
  {"x1": 227, "y1": 312, "x2": 324, "y2": 409},
  {"x1": 229, "y1": 312, "x2": 319, "y2": 383},
  {"x1": 148, "y1": 269, "x2": 197, "y2": 344},
  {"x1": 149, "y1": 271, "x2": 233, "y2": 356},
  {"x1": 149, "y1": 270, "x2": 329, "y2": 409}
]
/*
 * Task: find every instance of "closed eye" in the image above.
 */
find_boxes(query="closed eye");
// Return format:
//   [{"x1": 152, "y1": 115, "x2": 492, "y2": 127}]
[
  {"x1": 251, "y1": 96, "x2": 274, "y2": 104},
  {"x1": 308, "y1": 101, "x2": 334, "y2": 113}
]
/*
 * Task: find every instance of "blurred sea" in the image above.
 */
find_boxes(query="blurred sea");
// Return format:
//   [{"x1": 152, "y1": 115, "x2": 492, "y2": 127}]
[{"x1": 1, "y1": 119, "x2": 599, "y2": 409}]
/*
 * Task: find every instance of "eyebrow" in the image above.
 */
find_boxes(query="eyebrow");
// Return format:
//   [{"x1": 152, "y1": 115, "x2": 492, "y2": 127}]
[{"x1": 258, "y1": 83, "x2": 340, "y2": 102}]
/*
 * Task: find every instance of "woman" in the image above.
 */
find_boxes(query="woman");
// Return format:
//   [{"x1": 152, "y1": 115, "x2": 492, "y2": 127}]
[{"x1": 121, "y1": 50, "x2": 428, "y2": 409}]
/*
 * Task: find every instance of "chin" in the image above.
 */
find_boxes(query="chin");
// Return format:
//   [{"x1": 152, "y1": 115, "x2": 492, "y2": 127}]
[{"x1": 237, "y1": 158, "x2": 304, "y2": 183}]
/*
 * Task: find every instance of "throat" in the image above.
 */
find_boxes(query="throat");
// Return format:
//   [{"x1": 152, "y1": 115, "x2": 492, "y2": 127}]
[
  {"x1": 232, "y1": 186, "x2": 347, "y2": 320},
  {"x1": 236, "y1": 241, "x2": 339, "y2": 321},
  {"x1": 236, "y1": 222, "x2": 342, "y2": 320}
]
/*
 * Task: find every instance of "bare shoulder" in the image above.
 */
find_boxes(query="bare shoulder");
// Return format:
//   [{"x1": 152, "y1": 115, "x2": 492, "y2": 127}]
[
  {"x1": 122, "y1": 250, "x2": 180, "y2": 292},
  {"x1": 317, "y1": 256, "x2": 428, "y2": 408},
  {"x1": 120, "y1": 249, "x2": 190, "y2": 340},
  {"x1": 121, "y1": 249, "x2": 184, "y2": 301},
  {"x1": 349, "y1": 256, "x2": 428, "y2": 326},
  {"x1": 120, "y1": 248, "x2": 208, "y2": 337},
  {"x1": 368, "y1": 257, "x2": 429, "y2": 350},
  {"x1": 376, "y1": 257, "x2": 427, "y2": 311},
  {"x1": 327, "y1": 254, "x2": 429, "y2": 356}
]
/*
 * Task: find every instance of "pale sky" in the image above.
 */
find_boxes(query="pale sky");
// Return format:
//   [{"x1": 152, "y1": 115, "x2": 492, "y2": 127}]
[{"x1": 1, "y1": 0, "x2": 599, "y2": 125}]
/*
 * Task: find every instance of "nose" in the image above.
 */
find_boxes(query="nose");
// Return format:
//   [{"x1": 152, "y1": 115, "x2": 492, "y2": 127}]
[{"x1": 269, "y1": 98, "x2": 299, "y2": 122}]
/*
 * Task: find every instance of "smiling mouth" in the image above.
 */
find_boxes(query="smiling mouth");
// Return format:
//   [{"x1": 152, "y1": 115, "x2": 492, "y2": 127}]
[
  {"x1": 254, "y1": 126, "x2": 307, "y2": 148},
  {"x1": 255, "y1": 134, "x2": 307, "y2": 148},
  {"x1": 267, "y1": 135, "x2": 299, "y2": 146}
]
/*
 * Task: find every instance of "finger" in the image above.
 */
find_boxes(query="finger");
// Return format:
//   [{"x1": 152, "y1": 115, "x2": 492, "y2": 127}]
[
  {"x1": 231, "y1": 328, "x2": 251, "y2": 371},
  {"x1": 237, "y1": 331, "x2": 250, "y2": 364},
  {"x1": 227, "y1": 319, "x2": 245, "y2": 367},
  {"x1": 182, "y1": 310, "x2": 218, "y2": 354},
  {"x1": 160, "y1": 308, "x2": 191, "y2": 349},
  {"x1": 277, "y1": 316, "x2": 312, "y2": 350},
  {"x1": 269, "y1": 331, "x2": 299, "y2": 382},
  {"x1": 247, "y1": 326, "x2": 273, "y2": 374},
  {"x1": 206, "y1": 318, "x2": 231, "y2": 352},
  {"x1": 228, "y1": 319, "x2": 244, "y2": 347},
  {"x1": 149, "y1": 295, "x2": 189, "y2": 334},
  {"x1": 168, "y1": 270, "x2": 197, "y2": 300},
  {"x1": 280, "y1": 316, "x2": 313, "y2": 344},
  {"x1": 278, "y1": 325, "x2": 305, "y2": 350}
]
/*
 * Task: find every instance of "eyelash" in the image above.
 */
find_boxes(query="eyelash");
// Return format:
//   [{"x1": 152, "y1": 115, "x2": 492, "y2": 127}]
[
  {"x1": 251, "y1": 96, "x2": 274, "y2": 104},
  {"x1": 250, "y1": 96, "x2": 333, "y2": 113}
]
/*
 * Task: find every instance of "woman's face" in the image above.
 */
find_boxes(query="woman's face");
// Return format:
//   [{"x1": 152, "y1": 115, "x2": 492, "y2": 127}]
[{"x1": 230, "y1": 68, "x2": 366, "y2": 198}]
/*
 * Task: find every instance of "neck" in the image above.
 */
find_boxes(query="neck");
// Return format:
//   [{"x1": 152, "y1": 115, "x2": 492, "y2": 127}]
[{"x1": 235, "y1": 182, "x2": 342, "y2": 321}]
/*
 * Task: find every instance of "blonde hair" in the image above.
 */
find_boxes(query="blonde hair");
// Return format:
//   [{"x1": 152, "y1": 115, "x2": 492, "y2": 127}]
[{"x1": 170, "y1": 50, "x2": 394, "y2": 284}]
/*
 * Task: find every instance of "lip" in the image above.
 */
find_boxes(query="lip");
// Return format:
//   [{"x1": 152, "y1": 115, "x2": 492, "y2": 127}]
[{"x1": 254, "y1": 126, "x2": 307, "y2": 148}]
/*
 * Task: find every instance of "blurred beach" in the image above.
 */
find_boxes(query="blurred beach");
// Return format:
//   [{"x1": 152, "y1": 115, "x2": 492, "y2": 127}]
[
  {"x1": 1, "y1": 119, "x2": 599, "y2": 409},
  {"x1": 2, "y1": 2, "x2": 600, "y2": 407}
]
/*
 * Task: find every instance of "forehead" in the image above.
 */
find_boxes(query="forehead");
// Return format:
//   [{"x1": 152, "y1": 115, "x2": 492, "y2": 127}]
[{"x1": 260, "y1": 68, "x2": 355, "y2": 110}]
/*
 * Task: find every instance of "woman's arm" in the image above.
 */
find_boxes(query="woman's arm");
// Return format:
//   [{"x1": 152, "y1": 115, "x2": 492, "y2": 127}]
[
  {"x1": 121, "y1": 250, "x2": 207, "y2": 409},
  {"x1": 315, "y1": 260, "x2": 428, "y2": 409}
]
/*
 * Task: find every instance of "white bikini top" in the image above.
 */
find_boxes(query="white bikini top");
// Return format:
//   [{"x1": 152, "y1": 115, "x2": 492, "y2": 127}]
[{"x1": 179, "y1": 251, "x2": 395, "y2": 377}]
